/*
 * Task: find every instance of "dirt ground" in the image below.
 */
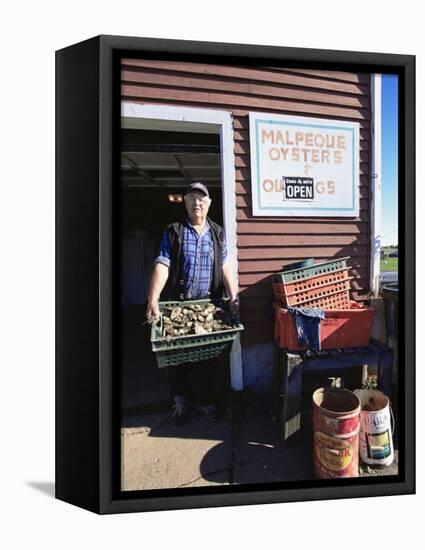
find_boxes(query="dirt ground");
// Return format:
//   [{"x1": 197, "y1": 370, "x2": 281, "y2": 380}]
[{"x1": 121, "y1": 396, "x2": 399, "y2": 491}]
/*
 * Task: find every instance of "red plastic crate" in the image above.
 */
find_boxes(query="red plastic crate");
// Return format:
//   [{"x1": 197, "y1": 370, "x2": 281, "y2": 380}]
[
  {"x1": 273, "y1": 283, "x2": 351, "y2": 309},
  {"x1": 274, "y1": 301, "x2": 374, "y2": 350},
  {"x1": 272, "y1": 268, "x2": 352, "y2": 309}
]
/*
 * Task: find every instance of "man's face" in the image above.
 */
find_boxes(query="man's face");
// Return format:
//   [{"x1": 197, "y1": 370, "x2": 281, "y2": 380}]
[{"x1": 184, "y1": 190, "x2": 211, "y2": 220}]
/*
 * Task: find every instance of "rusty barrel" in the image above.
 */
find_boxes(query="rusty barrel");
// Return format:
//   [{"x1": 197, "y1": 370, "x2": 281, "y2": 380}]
[{"x1": 313, "y1": 388, "x2": 361, "y2": 479}]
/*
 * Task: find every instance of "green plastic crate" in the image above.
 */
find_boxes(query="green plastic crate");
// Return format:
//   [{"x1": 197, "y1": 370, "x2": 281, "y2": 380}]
[
  {"x1": 150, "y1": 298, "x2": 244, "y2": 368},
  {"x1": 272, "y1": 257, "x2": 350, "y2": 284}
]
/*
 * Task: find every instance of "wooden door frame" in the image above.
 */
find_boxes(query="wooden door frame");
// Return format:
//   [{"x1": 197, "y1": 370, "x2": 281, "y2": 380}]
[{"x1": 121, "y1": 102, "x2": 243, "y2": 390}]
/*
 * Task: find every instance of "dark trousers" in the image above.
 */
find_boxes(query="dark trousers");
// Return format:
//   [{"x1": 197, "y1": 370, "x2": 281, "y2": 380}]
[{"x1": 167, "y1": 357, "x2": 225, "y2": 406}]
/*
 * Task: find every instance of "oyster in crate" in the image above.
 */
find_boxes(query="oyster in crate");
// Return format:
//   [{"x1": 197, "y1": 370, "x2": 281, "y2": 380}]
[{"x1": 161, "y1": 301, "x2": 235, "y2": 339}]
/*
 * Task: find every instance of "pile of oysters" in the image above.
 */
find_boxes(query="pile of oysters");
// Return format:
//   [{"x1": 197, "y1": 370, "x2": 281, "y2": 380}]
[{"x1": 161, "y1": 302, "x2": 234, "y2": 341}]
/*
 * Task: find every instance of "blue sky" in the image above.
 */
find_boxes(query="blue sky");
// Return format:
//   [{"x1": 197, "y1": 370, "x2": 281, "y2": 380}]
[{"x1": 381, "y1": 74, "x2": 398, "y2": 247}]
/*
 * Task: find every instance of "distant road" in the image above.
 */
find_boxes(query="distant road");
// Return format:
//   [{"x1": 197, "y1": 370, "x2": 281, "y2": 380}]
[{"x1": 380, "y1": 271, "x2": 398, "y2": 284}]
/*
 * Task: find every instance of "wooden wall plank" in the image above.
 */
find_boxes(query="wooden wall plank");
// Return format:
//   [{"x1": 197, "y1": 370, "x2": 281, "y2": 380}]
[
  {"x1": 122, "y1": 85, "x2": 370, "y2": 121},
  {"x1": 238, "y1": 245, "x2": 368, "y2": 260},
  {"x1": 121, "y1": 59, "x2": 370, "y2": 95},
  {"x1": 270, "y1": 68, "x2": 371, "y2": 85},
  {"x1": 236, "y1": 208, "x2": 369, "y2": 222},
  {"x1": 236, "y1": 221, "x2": 368, "y2": 235},
  {"x1": 121, "y1": 69, "x2": 370, "y2": 109},
  {"x1": 237, "y1": 233, "x2": 368, "y2": 246}
]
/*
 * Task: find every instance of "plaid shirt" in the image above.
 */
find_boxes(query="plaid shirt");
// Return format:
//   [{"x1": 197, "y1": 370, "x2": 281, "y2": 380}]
[{"x1": 156, "y1": 219, "x2": 227, "y2": 299}]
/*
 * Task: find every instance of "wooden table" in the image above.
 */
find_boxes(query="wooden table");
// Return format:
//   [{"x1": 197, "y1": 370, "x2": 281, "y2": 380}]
[{"x1": 272, "y1": 340, "x2": 393, "y2": 441}]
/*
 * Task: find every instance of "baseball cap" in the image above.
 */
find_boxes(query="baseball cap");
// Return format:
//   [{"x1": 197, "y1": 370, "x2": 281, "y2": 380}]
[{"x1": 185, "y1": 182, "x2": 209, "y2": 197}]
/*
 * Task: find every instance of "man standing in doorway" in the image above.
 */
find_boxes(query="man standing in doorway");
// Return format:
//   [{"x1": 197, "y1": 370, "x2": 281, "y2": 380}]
[{"x1": 146, "y1": 182, "x2": 239, "y2": 426}]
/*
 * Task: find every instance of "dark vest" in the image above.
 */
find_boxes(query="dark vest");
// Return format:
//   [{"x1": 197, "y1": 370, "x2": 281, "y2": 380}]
[{"x1": 163, "y1": 218, "x2": 226, "y2": 300}]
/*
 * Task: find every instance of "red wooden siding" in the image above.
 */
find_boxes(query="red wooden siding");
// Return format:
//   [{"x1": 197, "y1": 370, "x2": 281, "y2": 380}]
[{"x1": 121, "y1": 59, "x2": 372, "y2": 345}]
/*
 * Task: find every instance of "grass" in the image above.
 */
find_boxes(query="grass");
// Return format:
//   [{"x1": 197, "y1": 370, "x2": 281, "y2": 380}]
[{"x1": 381, "y1": 257, "x2": 398, "y2": 272}]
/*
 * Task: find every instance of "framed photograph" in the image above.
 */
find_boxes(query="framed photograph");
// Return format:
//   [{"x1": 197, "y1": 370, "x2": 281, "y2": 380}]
[{"x1": 55, "y1": 35, "x2": 415, "y2": 514}]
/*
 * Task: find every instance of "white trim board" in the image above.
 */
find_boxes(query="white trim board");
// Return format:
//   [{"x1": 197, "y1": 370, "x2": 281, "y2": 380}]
[
  {"x1": 370, "y1": 75, "x2": 382, "y2": 295},
  {"x1": 121, "y1": 102, "x2": 243, "y2": 391}
]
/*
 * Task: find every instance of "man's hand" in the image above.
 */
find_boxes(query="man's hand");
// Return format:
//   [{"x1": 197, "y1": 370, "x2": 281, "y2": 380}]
[
  {"x1": 222, "y1": 262, "x2": 240, "y2": 321},
  {"x1": 229, "y1": 295, "x2": 240, "y2": 322},
  {"x1": 146, "y1": 262, "x2": 169, "y2": 323},
  {"x1": 146, "y1": 300, "x2": 161, "y2": 324}
]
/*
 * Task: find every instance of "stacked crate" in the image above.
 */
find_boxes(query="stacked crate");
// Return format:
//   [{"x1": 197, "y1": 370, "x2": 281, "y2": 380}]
[
  {"x1": 272, "y1": 257, "x2": 352, "y2": 310},
  {"x1": 273, "y1": 258, "x2": 374, "y2": 350}
]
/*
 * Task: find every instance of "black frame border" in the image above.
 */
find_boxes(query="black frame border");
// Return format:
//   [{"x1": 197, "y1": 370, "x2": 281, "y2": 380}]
[{"x1": 56, "y1": 35, "x2": 415, "y2": 514}]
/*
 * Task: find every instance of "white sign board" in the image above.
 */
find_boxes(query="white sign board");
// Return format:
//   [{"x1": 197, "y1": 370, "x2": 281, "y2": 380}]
[{"x1": 249, "y1": 112, "x2": 360, "y2": 217}]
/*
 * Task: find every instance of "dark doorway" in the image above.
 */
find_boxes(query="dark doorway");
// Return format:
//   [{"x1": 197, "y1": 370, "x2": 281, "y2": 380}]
[{"x1": 120, "y1": 127, "x2": 226, "y2": 421}]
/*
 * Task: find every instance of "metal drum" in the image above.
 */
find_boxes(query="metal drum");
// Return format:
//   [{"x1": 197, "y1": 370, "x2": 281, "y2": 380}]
[{"x1": 313, "y1": 388, "x2": 361, "y2": 479}]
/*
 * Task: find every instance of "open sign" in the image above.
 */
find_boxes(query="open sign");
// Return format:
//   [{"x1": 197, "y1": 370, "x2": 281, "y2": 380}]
[{"x1": 283, "y1": 177, "x2": 314, "y2": 200}]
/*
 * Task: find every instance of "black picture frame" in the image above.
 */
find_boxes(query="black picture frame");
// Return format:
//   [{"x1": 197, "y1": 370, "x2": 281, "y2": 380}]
[{"x1": 55, "y1": 35, "x2": 415, "y2": 514}]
